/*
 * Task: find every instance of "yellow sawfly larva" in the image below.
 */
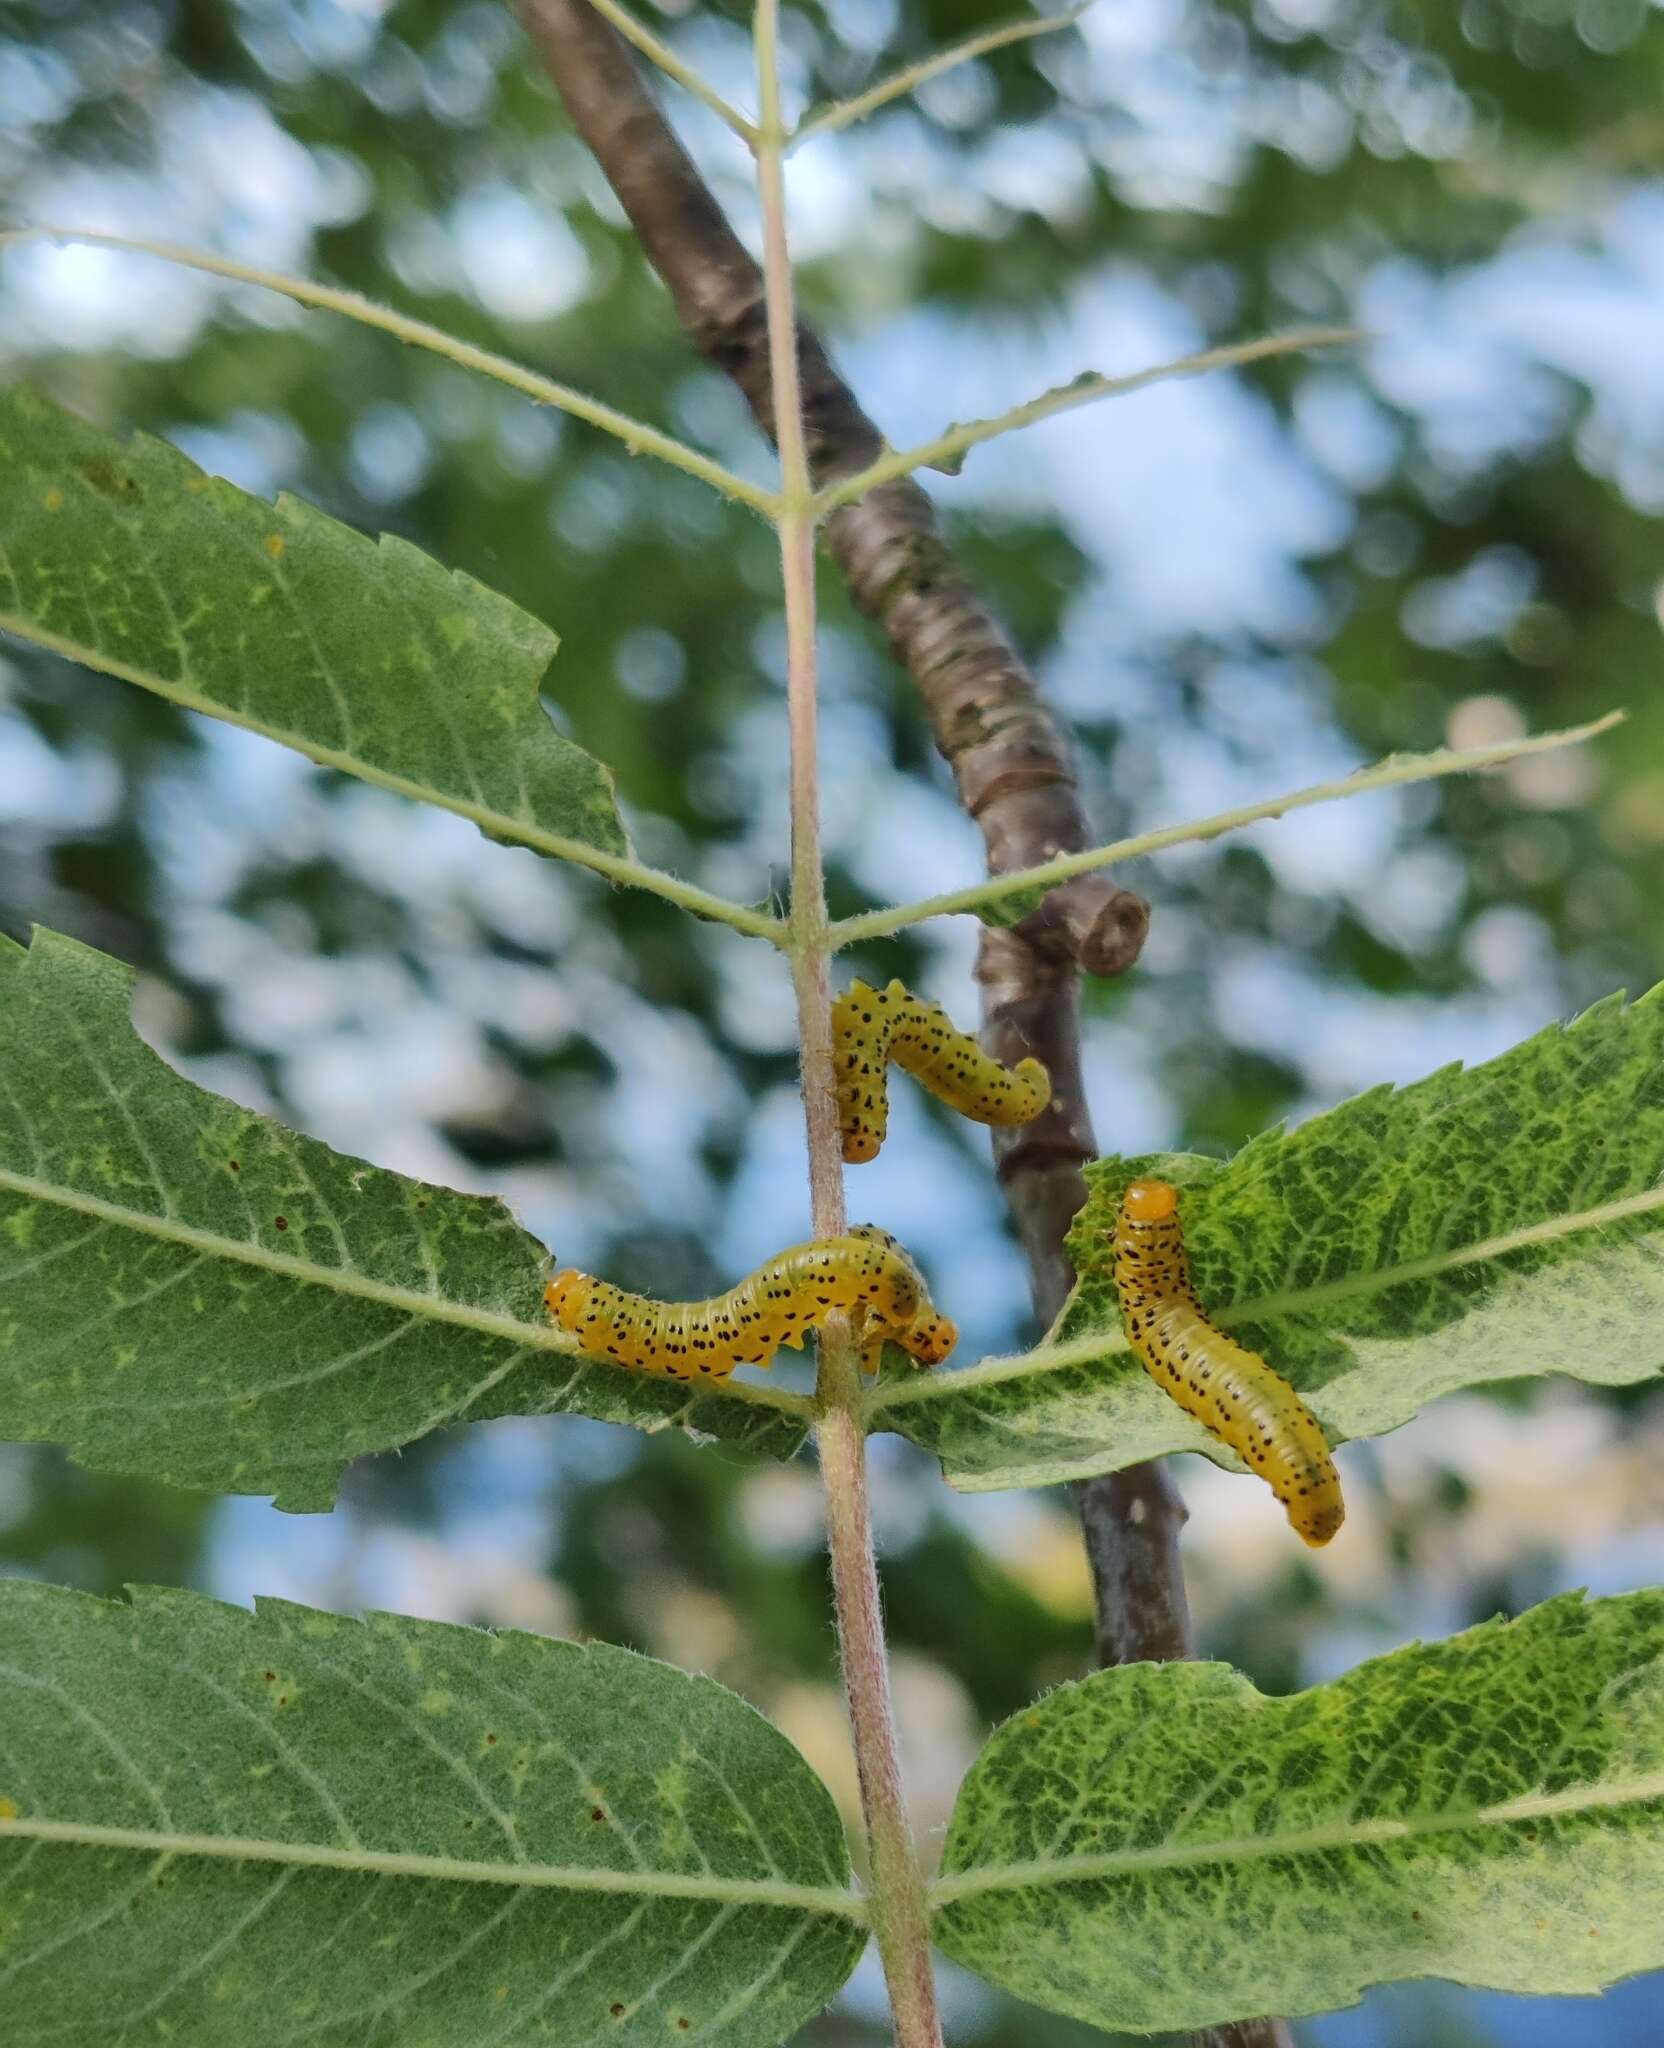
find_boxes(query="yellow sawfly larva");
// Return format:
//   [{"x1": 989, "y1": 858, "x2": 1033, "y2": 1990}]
[
  {"x1": 1112, "y1": 1178, "x2": 1344, "y2": 1547},
  {"x1": 543, "y1": 1225, "x2": 957, "y2": 1383},
  {"x1": 832, "y1": 977, "x2": 1051, "y2": 1164}
]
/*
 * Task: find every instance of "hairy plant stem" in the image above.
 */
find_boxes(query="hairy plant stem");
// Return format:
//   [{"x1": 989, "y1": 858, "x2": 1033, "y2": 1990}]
[
  {"x1": 518, "y1": 2, "x2": 1254, "y2": 2034},
  {"x1": 1, "y1": 229, "x2": 772, "y2": 515},
  {"x1": 789, "y1": 1, "x2": 1094, "y2": 146},
  {"x1": 755, "y1": 6, "x2": 942, "y2": 2041},
  {"x1": 814, "y1": 325, "x2": 1360, "y2": 511}
]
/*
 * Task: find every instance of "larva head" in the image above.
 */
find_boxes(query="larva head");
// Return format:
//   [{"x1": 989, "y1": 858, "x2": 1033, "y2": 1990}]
[
  {"x1": 1122, "y1": 1178, "x2": 1179, "y2": 1224},
  {"x1": 1294, "y1": 1493, "x2": 1346, "y2": 1548},
  {"x1": 848, "y1": 1226, "x2": 952, "y2": 1361},
  {"x1": 843, "y1": 1126, "x2": 882, "y2": 1165},
  {"x1": 543, "y1": 1270, "x2": 590, "y2": 1331},
  {"x1": 897, "y1": 1308, "x2": 956, "y2": 1366}
]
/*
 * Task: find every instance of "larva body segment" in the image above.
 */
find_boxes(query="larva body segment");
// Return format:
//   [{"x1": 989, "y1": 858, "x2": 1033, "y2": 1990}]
[
  {"x1": 1112, "y1": 1178, "x2": 1344, "y2": 1547},
  {"x1": 544, "y1": 1228, "x2": 957, "y2": 1383},
  {"x1": 832, "y1": 977, "x2": 1052, "y2": 1164}
]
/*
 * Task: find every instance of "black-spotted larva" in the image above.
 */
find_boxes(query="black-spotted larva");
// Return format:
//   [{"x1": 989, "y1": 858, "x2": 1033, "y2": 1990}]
[
  {"x1": 1113, "y1": 1178, "x2": 1344, "y2": 1547},
  {"x1": 832, "y1": 978, "x2": 1050, "y2": 1164},
  {"x1": 544, "y1": 1225, "x2": 956, "y2": 1382}
]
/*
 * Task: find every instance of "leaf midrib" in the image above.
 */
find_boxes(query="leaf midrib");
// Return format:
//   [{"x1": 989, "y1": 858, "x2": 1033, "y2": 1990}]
[
  {"x1": 930, "y1": 1767, "x2": 1664, "y2": 1908},
  {"x1": 0, "y1": 1165, "x2": 813, "y2": 1423},
  {"x1": 866, "y1": 1182, "x2": 1664, "y2": 1421},
  {"x1": 0, "y1": 1814, "x2": 865, "y2": 1919}
]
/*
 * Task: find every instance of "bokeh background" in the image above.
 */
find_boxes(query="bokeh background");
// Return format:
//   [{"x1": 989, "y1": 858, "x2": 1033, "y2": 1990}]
[{"x1": 3, "y1": 0, "x2": 1663, "y2": 2040}]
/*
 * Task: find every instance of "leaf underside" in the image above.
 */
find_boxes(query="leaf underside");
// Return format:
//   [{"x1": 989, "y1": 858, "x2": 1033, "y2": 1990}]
[
  {"x1": 0, "y1": 383, "x2": 626, "y2": 863},
  {"x1": 0, "y1": 1581, "x2": 864, "y2": 2046},
  {"x1": 0, "y1": 928, "x2": 806, "y2": 1509},
  {"x1": 935, "y1": 1591, "x2": 1664, "y2": 2032},
  {"x1": 878, "y1": 981, "x2": 1664, "y2": 1490}
]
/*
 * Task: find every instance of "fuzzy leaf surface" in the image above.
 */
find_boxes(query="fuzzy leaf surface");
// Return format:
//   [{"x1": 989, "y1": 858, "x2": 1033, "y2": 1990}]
[
  {"x1": 0, "y1": 928, "x2": 806, "y2": 1508},
  {"x1": 871, "y1": 984, "x2": 1664, "y2": 1489},
  {"x1": 934, "y1": 1591, "x2": 1664, "y2": 2031},
  {"x1": 0, "y1": 1582, "x2": 863, "y2": 2045},
  {"x1": 0, "y1": 384, "x2": 625, "y2": 863}
]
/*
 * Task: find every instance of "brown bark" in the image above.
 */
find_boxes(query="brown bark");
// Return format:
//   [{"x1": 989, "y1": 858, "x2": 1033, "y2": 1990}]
[
  {"x1": 518, "y1": 0, "x2": 1146, "y2": 972},
  {"x1": 522, "y1": 0, "x2": 1214, "y2": 1971},
  {"x1": 1194, "y1": 2022, "x2": 1299, "y2": 2048}
]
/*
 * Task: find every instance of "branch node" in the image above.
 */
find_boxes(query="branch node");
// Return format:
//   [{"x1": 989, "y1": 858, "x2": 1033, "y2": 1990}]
[{"x1": 1017, "y1": 875, "x2": 1149, "y2": 978}]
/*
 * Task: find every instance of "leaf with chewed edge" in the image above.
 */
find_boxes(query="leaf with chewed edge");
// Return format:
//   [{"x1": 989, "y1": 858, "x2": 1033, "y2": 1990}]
[
  {"x1": 0, "y1": 383, "x2": 625, "y2": 866},
  {"x1": 0, "y1": 1581, "x2": 865, "y2": 2045},
  {"x1": 934, "y1": 1591, "x2": 1664, "y2": 2032},
  {"x1": 871, "y1": 982, "x2": 1664, "y2": 1491},
  {"x1": 0, "y1": 927, "x2": 808, "y2": 1509}
]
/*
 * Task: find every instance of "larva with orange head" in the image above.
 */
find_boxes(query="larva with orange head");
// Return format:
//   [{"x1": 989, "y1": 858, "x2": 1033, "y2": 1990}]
[
  {"x1": 543, "y1": 1225, "x2": 956, "y2": 1383},
  {"x1": 832, "y1": 977, "x2": 1051, "y2": 1164},
  {"x1": 1113, "y1": 1178, "x2": 1344, "y2": 1547}
]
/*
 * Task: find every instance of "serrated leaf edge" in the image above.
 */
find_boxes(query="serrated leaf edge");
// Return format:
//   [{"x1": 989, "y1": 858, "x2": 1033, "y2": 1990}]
[
  {"x1": 867, "y1": 1178, "x2": 1664, "y2": 1426},
  {"x1": 0, "y1": 1164, "x2": 813, "y2": 1427},
  {"x1": 0, "y1": 608, "x2": 782, "y2": 944}
]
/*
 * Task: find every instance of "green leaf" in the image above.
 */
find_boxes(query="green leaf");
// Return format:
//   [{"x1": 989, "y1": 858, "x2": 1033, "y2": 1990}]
[
  {"x1": 0, "y1": 1581, "x2": 864, "y2": 2045},
  {"x1": 869, "y1": 982, "x2": 1664, "y2": 1490},
  {"x1": 0, "y1": 928, "x2": 809, "y2": 1509},
  {"x1": 933, "y1": 1591, "x2": 1664, "y2": 2032},
  {"x1": 0, "y1": 383, "x2": 626, "y2": 865}
]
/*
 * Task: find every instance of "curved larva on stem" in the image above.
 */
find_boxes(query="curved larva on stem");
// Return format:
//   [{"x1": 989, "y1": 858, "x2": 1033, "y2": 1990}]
[
  {"x1": 832, "y1": 976, "x2": 1052, "y2": 1164},
  {"x1": 544, "y1": 1224, "x2": 957, "y2": 1383},
  {"x1": 1112, "y1": 1178, "x2": 1344, "y2": 1547}
]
